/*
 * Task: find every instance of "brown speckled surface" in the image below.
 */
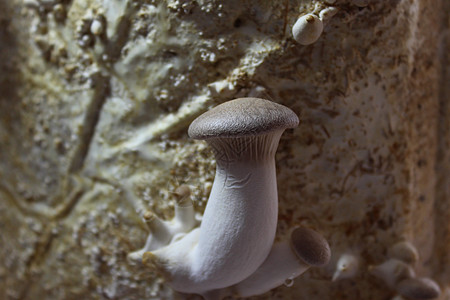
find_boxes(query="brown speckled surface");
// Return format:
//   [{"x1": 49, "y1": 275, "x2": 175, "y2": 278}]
[{"x1": 0, "y1": 0, "x2": 448, "y2": 299}]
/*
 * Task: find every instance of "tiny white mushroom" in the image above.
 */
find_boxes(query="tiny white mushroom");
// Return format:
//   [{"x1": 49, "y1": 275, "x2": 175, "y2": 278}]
[
  {"x1": 127, "y1": 212, "x2": 172, "y2": 263},
  {"x1": 139, "y1": 98, "x2": 299, "y2": 296},
  {"x1": 127, "y1": 186, "x2": 197, "y2": 264},
  {"x1": 319, "y1": 6, "x2": 339, "y2": 23},
  {"x1": 143, "y1": 211, "x2": 172, "y2": 245},
  {"x1": 292, "y1": 14, "x2": 324, "y2": 45},
  {"x1": 234, "y1": 227, "x2": 330, "y2": 297},
  {"x1": 370, "y1": 259, "x2": 415, "y2": 288},
  {"x1": 332, "y1": 253, "x2": 359, "y2": 281},
  {"x1": 90, "y1": 18, "x2": 104, "y2": 35},
  {"x1": 388, "y1": 241, "x2": 419, "y2": 264},
  {"x1": 172, "y1": 185, "x2": 196, "y2": 232},
  {"x1": 397, "y1": 277, "x2": 441, "y2": 300}
]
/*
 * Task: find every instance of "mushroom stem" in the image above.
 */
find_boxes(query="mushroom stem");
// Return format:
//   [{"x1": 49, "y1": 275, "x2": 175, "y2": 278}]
[
  {"x1": 128, "y1": 189, "x2": 197, "y2": 264},
  {"x1": 233, "y1": 238, "x2": 309, "y2": 297},
  {"x1": 143, "y1": 212, "x2": 171, "y2": 242},
  {"x1": 173, "y1": 185, "x2": 195, "y2": 229},
  {"x1": 174, "y1": 205, "x2": 195, "y2": 229},
  {"x1": 197, "y1": 136, "x2": 280, "y2": 282},
  {"x1": 233, "y1": 227, "x2": 330, "y2": 297},
  {"x1": 127, "y1": 212, "x2": 172, "y2": 263},
  {"x1": 235, "y1": 242, "x2": 311, "y2": 297},
  {"x1": 149, "y1": 132, "x2": 283, "y2": 294}
]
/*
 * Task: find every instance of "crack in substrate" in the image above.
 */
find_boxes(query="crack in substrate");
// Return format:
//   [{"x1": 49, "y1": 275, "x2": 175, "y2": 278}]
[
  {"x1": 0, "y1": 176, "x2": 88, "y2": 221},
  {"x1": 69, "y1": 73, "x2": 111, "y2": 173}
]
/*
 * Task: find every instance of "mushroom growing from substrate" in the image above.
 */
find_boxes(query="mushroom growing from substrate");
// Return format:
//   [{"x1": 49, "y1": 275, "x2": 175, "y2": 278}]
[
  {"x1": 370, "y1": 258, "x2": 441, "y2": 299},
  {"x1": 292, "y1": 13, "x2": 324, "y2": 45},
  {"x1": 233, "y1": 226, "x2": 330, "y2": 297},
  {"x1": 129, "y1": 97, "x2": 330, "y2": 298},
  {"x1": 332, "y1": 253, "x2": 360, "y2": 281},
  {"x1": 128, "y1": 185, "x2": 197, "y2": 262}
]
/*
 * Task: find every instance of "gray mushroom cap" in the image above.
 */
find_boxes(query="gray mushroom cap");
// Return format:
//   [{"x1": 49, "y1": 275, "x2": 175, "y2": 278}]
[
  {"x1": 188, "y1": 98, "x2": 299, "y2": 140},
  {"x1": 397, "y1": 278, "x2": 441, "y2": 300},
  {"x1": 290, "y1": 227, "x2": 331, "y2": 267}
]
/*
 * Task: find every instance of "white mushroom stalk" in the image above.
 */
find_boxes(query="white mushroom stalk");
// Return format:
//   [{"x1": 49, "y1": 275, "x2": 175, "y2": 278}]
[
  {"x1": 136, "y1": 98, "x2": 299, "y2": 296},
  {"x1": 127, "y1": 185, "x2": 197, "y2": 262},
  {"x1": 233, "y1": 227, "x2": 331, "y2": 297}
]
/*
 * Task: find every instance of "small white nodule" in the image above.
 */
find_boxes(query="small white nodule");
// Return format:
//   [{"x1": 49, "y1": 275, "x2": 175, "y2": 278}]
[
  {"x1": 90, "y1": 19, "x2": 104, "y2": 35},
  {"x1": 332, "y1": 253, "x2": 359, "y2": 281},
  {"x1": 292, "y1": 14, "x2": 324, "y2": 45},
  {"x1": 388, "y1": 241, "x2": 419, "y2": 264},
  {"x1": 319, "y1": 7, "x2": 339, "y2": 23}
]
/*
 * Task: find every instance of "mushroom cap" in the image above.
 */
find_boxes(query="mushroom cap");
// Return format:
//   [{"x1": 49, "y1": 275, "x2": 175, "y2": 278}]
[
  {"x1": 397, "y1": 277, "x2": 441, "y2": 300},
  {"x1": 388, "y1": 241, "x2": 419, "y2": 264},
  {"x1": 292, "y1": 14, "x2": 324, "y2": 46},
  {"x1": 290, "y1": 227, "x2": 331, "y2": 267},
  {"x1": 188, "y1": 98, "x2": 299, "y2": 140}
]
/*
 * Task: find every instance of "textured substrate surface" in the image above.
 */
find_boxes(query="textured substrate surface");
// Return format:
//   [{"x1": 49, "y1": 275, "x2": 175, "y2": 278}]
[{"x1": 0, "y1": 0, "x2": 449, "y2": 299}]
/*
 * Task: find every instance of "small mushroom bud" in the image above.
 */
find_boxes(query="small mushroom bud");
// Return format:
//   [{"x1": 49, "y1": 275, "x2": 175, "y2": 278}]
[
  {"x1": 397, "y1": 277, "x2": 441, "y2": 300},
  {"x1": 292, "y1": 14, "x2": 324, "y2": 45},
  {"x1": 127, "y1": 185, "x2": 197, "y2": 264},
  {"x1": 319, "y1": 7, "x2": 339, "y2": 22},
  {"x1": 388, "y1": 241, "x2": 419, "y2": 264},
  {"x1": 370, "y1": 259, "x2": 415, "y2": 288},
  {"x1": 90, "y1": 18, "x2": 104, "y2": 36},
  {"x1": 332, "y1": 253, "x2": 359, "y2": 281},
  {"x1": 173, "y1": 185, "x2": 191, "y2": 207},
  {"x1": 173, "y1": 185, "x2": 195, "y2": 230}
]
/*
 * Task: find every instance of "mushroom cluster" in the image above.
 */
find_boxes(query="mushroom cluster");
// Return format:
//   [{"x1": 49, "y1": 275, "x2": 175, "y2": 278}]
[
  {"x1": 128, "y1": 98, "x2": 331, "y2": 298},
  {"x1": 331, "y1": 242, "x2": 441, "y2": 299},
  {"x1": 370, "y1": 241, "x2": 441, "y2": 300}
]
